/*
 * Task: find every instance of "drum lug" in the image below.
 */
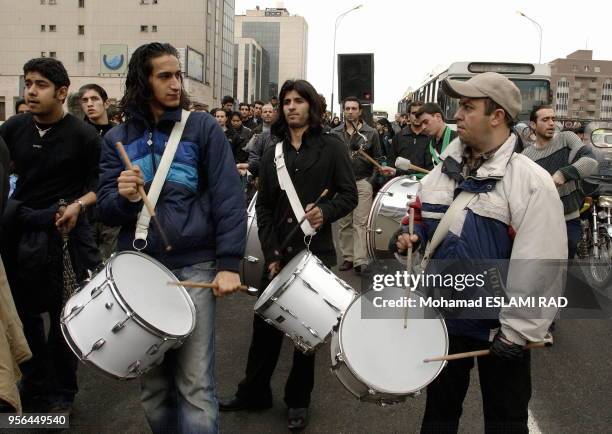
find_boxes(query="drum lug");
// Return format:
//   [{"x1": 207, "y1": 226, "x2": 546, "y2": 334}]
[
  {"x1": 302, "y1": 280, "x2": 319, "y2": 294},
  {"x1": 112, "y1": 313, "x2": 133, "y2": 333},
  {"x1": 61, "y1": 304, "x2": 84, "y2": 323},
  {"x1": 335, "y1": 352, "x2": 344, "y2": 363},
  {"x1": 147, "y1": 344, "x2": 160, "y2": 356},
  {"x1": 368, "y1": 388, "x2": 376, "y2": 396},
  {"x1": 302, "y1": 323, "x2": 319, "y2": 339},
  {"x1": 323, "y1": 297, "x2": 341, "y2": 313},
  {"x1": 83, "y1": 338, "x2": 106, "y2": 360},
  {"x1": 105, "y1": 302, "x2": 114, "y2": 310},
  {"x1": 244, "y1": 255, "x2": 260, "y2": 263},
  {"x1": 90, "y1": 285, "x2": 104, "y2": 299},
  {"x1": 293, "y1": 336, "x2": 312, "y2": 354},
  {"x1": 128, "y1": 360, "x2": 142, "y2": 375},
  {"x1": 412, "y1": 390, "x2": 422, "y2": 397},
  {"x1": 279, "y1": 304, "x2": 298, "y2": 319}
]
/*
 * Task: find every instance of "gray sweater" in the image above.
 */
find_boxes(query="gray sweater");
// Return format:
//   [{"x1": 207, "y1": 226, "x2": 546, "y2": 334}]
[{"x1": 522, "y1": 131, "x2": 598, "y2": 219}]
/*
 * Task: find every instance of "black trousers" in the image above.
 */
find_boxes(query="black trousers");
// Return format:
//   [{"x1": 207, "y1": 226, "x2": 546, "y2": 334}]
[
  {"x1": 235, "y1": 278, "x2": 315, "y2": 408},
  {"x1": 421, "y1": 335, "x2": 531, "y2": 434},
  {"x1": 18, "y1": 299, "x2": 78, "y2": 407}
]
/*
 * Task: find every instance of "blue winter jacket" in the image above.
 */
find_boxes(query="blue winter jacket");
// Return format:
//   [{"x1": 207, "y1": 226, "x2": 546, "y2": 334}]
[{"x1": 97, "y1": 107, "x2": 247, "y2": 272}]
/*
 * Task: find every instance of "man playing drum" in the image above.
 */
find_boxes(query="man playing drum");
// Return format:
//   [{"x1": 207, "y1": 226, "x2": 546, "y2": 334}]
[
  {"x1": 392, "y1": 72, "x2": 567, "y2": 433},
  {"x1": 97, "y1": 42, "x2": 246, "y2": 434},
  {"x1": 219, "y1": 79, "x2": 357, "y2": 431}
]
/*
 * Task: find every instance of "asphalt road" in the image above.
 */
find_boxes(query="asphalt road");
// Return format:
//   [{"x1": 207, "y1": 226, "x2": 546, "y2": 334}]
[{"x1": 60, "y1": 261, "x2": 611, "y2": 434}]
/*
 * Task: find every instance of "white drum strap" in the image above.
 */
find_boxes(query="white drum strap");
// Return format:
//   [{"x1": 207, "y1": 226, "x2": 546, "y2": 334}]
[
  {"x1": 420, "y1": 191, "x2": 476, "y2": 269},
  {"x1": 274, "y1": 141, "x2": 316, "y2": 236},
  {"x1": 134, "y1": 110, "x2": 191, "y2": 250}
]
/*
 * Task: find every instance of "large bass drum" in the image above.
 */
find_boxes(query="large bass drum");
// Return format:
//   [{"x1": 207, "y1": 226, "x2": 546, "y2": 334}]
[
  {"x1": 241, "y1": 192, "x2": 264, "y2": 288},
  {"x1": 366, "y1": 176, "x2": 419, "y2": 263}
]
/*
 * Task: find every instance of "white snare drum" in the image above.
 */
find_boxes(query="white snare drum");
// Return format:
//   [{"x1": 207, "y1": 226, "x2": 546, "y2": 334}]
[
  {"x1": 241, "y1": 192, "x2": 264, "y2": 288},
  {"x1": 254, "y1": 250, "x2": 357, "y2": 353},
  {"x1": 330, "y1": 287, "x2": 448, "y2": 405},
  {"x1": 366, "y1": 176, "x2": 419, "y2": 263},
  {"x1": 61, "y1": 251, "x2": 196, "y2": 379}
]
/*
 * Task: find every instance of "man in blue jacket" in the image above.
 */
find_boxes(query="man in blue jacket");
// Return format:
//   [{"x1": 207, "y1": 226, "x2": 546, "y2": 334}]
[{"x1": 97, "y1": 42, "x2": 246, "y2": 434}]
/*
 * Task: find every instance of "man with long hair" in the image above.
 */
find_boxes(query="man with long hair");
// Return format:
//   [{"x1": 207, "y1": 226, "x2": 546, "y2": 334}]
[
  {"x1": 97, "y1": 42, "x2": 246, "y2": 433},
  {"x1": 220, "y1": 79, "x2": 357, "y2": 430}
]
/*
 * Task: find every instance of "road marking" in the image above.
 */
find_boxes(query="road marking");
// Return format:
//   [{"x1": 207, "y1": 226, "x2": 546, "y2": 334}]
[{"x1": 528, "y1": 409, "x2": 542, "y2": 434}]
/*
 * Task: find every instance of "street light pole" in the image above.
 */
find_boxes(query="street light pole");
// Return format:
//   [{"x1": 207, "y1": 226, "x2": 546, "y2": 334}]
[
  {"x1": 517, "y1": 11, "x2": 543, "y2": 63},
  {"x1": 330, "y1": 4, "x2": 363, "y2": 119}
]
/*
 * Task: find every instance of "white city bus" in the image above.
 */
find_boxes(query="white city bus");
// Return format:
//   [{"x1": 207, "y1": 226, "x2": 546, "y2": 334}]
[{"x1": 397, "y1": 62, "x2": 551, "y2": 123}]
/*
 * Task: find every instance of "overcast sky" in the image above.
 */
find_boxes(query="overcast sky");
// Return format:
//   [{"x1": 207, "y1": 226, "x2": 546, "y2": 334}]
[{"x1": 235, "y1": 0, "x2": 612, "y2": 116}]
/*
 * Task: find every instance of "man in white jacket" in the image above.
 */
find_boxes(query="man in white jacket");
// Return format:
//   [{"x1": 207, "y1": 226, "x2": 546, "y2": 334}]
[{"x1": 395, "y1": 72, "x2": 567, "y2": 433}]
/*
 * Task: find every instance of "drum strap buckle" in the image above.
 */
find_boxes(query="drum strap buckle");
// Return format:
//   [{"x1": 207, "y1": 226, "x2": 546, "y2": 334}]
[{"x1": 303, "y1": 234, "x2": 313, "y2": 251}]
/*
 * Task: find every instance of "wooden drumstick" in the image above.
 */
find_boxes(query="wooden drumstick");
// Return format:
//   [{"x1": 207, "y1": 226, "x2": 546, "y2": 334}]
[
  {"x1": 115, "y1": 141, "x2": 172, "y2": 252},
  {"x1": 169, "y1": 280, "x2": 258, "y2": 295},
  {"x1": 423, "y1": 341, "x2": 552, "y2": 363},
  {"x1": 403, "y1": 207, "x2": 415, "y2": 329},
  {"x1": 358, "y1": 149, "x2": 385, "y2": 171},
  {"x1": 406, "y1": 162, "x2": 430, "y2": 175}
]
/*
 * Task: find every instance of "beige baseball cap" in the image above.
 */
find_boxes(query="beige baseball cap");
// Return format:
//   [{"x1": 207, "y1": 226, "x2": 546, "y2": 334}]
[{"x1": 441, "y1": 72, "x2": 522, "y2": 121}]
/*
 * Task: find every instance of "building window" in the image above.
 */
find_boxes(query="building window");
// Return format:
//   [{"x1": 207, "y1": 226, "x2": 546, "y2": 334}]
[
  {"x1": 79, "y1": 0, "x2": 85, "y2": 6},
  {"x1": 572, "y1": 64, "x2": 578, "y2": 72},
  {"x1": 41, "y1": 24, "x2": 46, "y2": 32},
  {"x1": 140, "y1": 25, "x2": 148, "y2": 32},
  {"x1": 595, "y1": 66, "x2": 601, "y2": 73},
  {"x1": 41, "y1": 51, "x2": 46, "y2": 57},
  {"x1": 152, "y1": 25, "x2": 157, "y2": 32},
  {"x1": 40, "y1": 0, "x2": 45, "y2": 4},
  {"x1": 585, "y1": 66, "x2": 589, "y2": 72},
  {"x1": 0, "y1": 97, "x2": 5, "y2": 122},
  {"x1": 140, "y1": 0, "x2": 149, "y2": 4},
  {"x1": 49, "y1": 0, "x2": 56, "y2": 4},
  {"x1": 153, "y1": 0, "x2": 158, "y2": 3},
  {"x1": 49, "y1": 51, "x2": 56, "y2": 58},
  {"x1": 78, "y1": 51, "x2": 85, "y2": 62},
  {"x1": 78, "y1": 25, "x2": 84, "y2": 35},
  {"x1": 49, "y1": 25, "x2": 56, "y2": 32}
]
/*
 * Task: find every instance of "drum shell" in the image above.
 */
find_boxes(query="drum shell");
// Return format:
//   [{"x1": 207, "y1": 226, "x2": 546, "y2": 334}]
[
  {"x1": 241, "y1": 193, "x2": 264, "y2": 288},
  {"x1": 61, "y1": 252, "x2": 195, "y2": 379},
  {"x1": 255, "y1": 250, "x2": 357, "y2": 353},
  {"x1": 366, "y1": 176, "x2": 419, "y2": 263}
]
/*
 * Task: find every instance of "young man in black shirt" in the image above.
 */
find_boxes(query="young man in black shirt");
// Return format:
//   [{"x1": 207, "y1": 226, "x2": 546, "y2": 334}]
[
  {"x1": 220, "y1": 79, "x2": 357, "y2": 431},
  {"x1": 416, "y1": 102, "x2": 458, "y2": 170},
  {"x1": 80, "y1": 83, "x2": 113, "y2": 137},
  {"x1": 0, "y1": 58, "x2": 101, "y2": 414}
]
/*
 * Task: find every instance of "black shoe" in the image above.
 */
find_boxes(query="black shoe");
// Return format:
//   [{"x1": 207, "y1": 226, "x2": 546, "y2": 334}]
[
  {"x1": 218, "y1": 395, "x2": 272, "y2": 412},
  {"x1": 288, "y1": 407, "x2": 309, "y2": 431},
  {"x1": 48, "y1": 400, "x2": 73, "y2": 416},
  {"x1": 338, "y1": 261, "x2": 353, "y2": 271},
  {"x1": 354, "y1": 264, "x2": 372, "y2": 275}
]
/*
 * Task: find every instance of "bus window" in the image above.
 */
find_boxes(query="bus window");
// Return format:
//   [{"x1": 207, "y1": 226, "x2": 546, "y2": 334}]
[{"x1": 513, "y1": 80, "x2": 550, "y2": 120}]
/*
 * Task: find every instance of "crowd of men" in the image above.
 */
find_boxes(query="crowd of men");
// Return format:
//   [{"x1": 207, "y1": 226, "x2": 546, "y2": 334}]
[{"x1": 0, "y1": 40, "x2": 600, "y2": 434}]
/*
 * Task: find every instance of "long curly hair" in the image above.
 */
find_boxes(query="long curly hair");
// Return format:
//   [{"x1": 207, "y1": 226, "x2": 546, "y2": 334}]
[
  {"x1": 271, "y1": 79, "x2": 323, "y2": 138},
  {"x1": 120, "y1": 42, "x2": 190, "y2": 119}
]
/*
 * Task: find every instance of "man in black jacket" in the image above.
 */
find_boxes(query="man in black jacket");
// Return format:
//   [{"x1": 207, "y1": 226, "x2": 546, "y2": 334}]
[
  {"x1": 385, "y1": 101, "x2": 430, "y2": 177},
  {"x1": 0, "y1": 57, "x2": 101, "y2": 414},
  {"x1": 220, "y1": 79, "x2": 357, "y2": 431}
]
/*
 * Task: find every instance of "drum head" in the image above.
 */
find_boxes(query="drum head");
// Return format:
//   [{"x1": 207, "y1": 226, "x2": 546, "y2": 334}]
[
  {"x1": 110, "y1": 252, "x2": 194, "y2": 337},
  {"x1": 339, "y1": 287, "x2": 447, "y2": 394},
  {"x1": 254, "y1": 250, "x2": 309, "y2": 311}
]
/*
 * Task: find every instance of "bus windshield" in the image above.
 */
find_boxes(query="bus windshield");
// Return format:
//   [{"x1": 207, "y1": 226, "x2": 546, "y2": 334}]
[{"x1": 441, "y1": 79, "x2": 550, "y2": 123}]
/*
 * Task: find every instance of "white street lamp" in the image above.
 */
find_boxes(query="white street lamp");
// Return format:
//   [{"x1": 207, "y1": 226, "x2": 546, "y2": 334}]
[
  {"x1": 330, "y1": 4, "x2": 363, "y2": 118},
  {"x1": 517, "y1": 11, "x2": 543, "y2": 64}
]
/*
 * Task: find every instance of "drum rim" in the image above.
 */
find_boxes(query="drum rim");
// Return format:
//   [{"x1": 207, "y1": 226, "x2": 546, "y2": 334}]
[
  {"x1": 254, "y1": 249, "x2": 312, "y2": 313},
  {"x1": 337, "y1": 289, "x2": 449, "y2": 395},
  {"x1": 106, "y1": 251, "x2": 197, "y2": 339},
  {"x1": 366, "y1": 176, "x2": 419, "y2": 263}
]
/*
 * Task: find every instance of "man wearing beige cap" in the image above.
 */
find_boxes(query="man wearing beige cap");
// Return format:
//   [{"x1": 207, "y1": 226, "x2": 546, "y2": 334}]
[{"x1": 393, "y1": 72, "x2": 567, "y2": 432}]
